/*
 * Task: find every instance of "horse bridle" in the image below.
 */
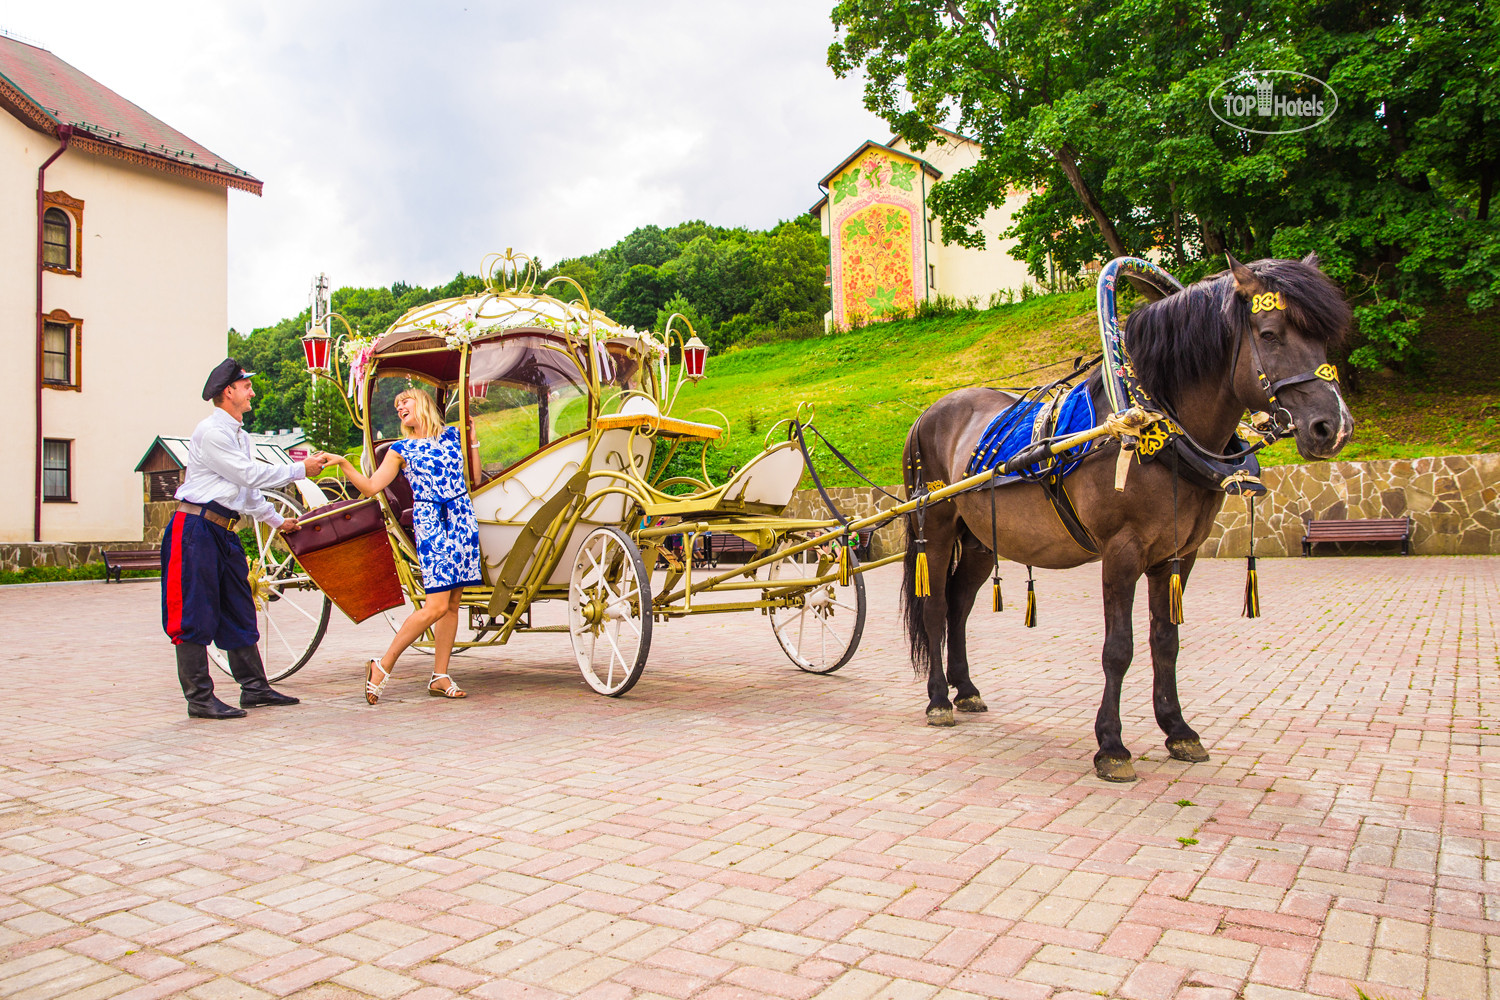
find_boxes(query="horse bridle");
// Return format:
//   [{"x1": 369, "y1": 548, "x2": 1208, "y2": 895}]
[{"x1": 1231, "y1": 292, "x2": 1342, "y2": 443}]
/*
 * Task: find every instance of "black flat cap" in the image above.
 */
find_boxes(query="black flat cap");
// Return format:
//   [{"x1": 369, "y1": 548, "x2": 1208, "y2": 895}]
[{"x1": 203, "y1": 358, "x2": 255, "y2": 400}]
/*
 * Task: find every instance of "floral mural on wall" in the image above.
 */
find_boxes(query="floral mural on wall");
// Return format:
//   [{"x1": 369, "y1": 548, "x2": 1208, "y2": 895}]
[
  {"x1": 840, "y1": 204, "x2": 914, "y2": 322},
  {"x1": 827, "y1": 146, "x2": 927, "y2": 329}
]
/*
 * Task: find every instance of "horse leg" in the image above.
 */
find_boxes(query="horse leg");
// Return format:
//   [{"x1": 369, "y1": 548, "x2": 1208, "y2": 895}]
[
  {"x1": 922, "y1": 513, "x2": 959, "y2": 727},
  {"x1": 1095, "y1": 548, "x2": 1143, "y2": 782},
  {"x1": 1146, "y1": 554, "x2": 1209, "y2": 762},
  {"x1": 946, "y1": 529, "x2": 991, "y2": 714}
]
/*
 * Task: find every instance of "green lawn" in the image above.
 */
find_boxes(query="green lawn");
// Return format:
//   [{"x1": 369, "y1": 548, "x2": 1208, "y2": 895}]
[{"x1": 666, "y1": 291, "x2": 1498, "y2": 488}]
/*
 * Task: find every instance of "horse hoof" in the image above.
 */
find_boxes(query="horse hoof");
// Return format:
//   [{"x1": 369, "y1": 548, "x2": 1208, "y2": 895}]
[
  {"x1": 926, "y1": 707, "x2": 956, "y2": 727},
  {"x1": 1095, "y1": 757, "x2": 1137, "y2": 782},
  {"x1": 955, "y1": 696, "x2": 988, "y2": 713},
  {"x1": 1166, "y1": 738, "x2": 1210, "y2": 763}
]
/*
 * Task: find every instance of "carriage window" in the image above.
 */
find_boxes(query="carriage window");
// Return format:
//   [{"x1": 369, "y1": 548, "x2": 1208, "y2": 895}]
[
  {"x1": 467, "y1": 334, "x2": 590, "y2": 475},
  {"x1": 597, "y1": 343, "x2": 649, "y2": 414}
]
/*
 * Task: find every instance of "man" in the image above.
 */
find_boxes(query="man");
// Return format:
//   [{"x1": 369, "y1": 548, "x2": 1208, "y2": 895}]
[{"x1": 163, "y1": 359, "x2": 332, "y2": 719}]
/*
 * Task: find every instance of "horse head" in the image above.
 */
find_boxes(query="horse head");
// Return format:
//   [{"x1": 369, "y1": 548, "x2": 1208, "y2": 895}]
[{"x1": 1226, "y1": 253, "x2": 1353, "y2": 460}]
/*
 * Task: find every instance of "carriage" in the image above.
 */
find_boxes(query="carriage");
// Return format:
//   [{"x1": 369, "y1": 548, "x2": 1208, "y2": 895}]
[{"x1": 220, "y1": 253, "x2": 889, "y2": 695}]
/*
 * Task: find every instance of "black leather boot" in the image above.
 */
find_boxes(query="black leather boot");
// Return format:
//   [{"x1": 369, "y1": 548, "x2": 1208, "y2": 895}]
[
  {"x1": 178, "y1": 644, "x2": 246, "y2": 719},
  {"x1": 228, "y1": 645, "x2": 300, "y2": 708}
]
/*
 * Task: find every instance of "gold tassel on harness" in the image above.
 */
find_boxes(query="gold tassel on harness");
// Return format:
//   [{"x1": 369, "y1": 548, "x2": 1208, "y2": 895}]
[
  {"x1": 913, "y1": 546, "x2": 930, "y2": 597},
  {"x1": 1168, "y1": 558, "x2": 1184, "y2": 624},
  {"x1": 1023, "y1": 567, "x2": 1037, "y2": 628},
  {"x1": 1242, "y1": 494, "x2": 1261, "y2": 619},
  {"x1": 838, "y1": 539, "x2": 851, "y2": 587},
  {"x1": 992, "y1": 576, "x2": 1003, "y2": 612},
  {"x1": 1243, "y1": 556, "x2": 1260, "y2": 618}
]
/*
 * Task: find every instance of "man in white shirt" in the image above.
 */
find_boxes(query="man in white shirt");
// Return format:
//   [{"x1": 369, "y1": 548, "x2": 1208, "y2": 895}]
[{"x1": 164, "y1": 359, "x2": 332, "y2": 719}]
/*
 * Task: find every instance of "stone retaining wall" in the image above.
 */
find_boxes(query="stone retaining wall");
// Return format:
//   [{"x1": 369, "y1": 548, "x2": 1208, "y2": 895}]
[
  {"x1": 0, "y1": 541, "x2": 154, "y2": 574},
  {"x1": 1200, "y1": 452, "x2": 1500, "y2": 557},
  {"x1": 787, "y1": 452, "x2": 1500, "y2": 560}
]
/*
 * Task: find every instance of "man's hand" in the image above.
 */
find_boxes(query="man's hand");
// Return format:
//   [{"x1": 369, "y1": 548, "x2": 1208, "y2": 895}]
[
  {"x1": 280, "y1": 517, "x2": 301, "y2": 533},
  {"x1": 303, "y1": 452, "x2": 332, "y2": 475}
]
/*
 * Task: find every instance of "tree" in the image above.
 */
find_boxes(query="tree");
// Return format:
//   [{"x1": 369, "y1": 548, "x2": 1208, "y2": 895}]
[
  {"x1": 302, "y1": 379, "x2": 351, "y2": 452},
  {"x1": 828, "y1": 0, "x2": 1500, "y2": 368}
]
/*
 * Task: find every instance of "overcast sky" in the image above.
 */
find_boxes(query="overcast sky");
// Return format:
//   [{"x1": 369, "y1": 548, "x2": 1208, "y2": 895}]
[{"x1": 5, "y1": 1, "x2": 888, "y2": 331}]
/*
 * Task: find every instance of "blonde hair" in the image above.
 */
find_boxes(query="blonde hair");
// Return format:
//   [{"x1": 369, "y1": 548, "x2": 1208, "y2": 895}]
[{"x1": 394, "y1": 388, "x2": 446, "y2": 439}]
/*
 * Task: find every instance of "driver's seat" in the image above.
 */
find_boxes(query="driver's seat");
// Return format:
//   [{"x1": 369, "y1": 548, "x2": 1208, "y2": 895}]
[{"x1": 372, "y1": 441, "x2": 415, "y2": 540}]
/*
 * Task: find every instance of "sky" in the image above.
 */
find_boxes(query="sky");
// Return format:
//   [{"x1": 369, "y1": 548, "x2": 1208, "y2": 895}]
[{"x1": 4, "y1": 1, "x2": 889, "y2": 331}]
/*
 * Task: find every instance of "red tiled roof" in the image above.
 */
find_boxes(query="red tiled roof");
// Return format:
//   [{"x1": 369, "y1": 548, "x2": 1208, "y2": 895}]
[{"x1": 0, "y1": 35, "x2": 261, "y2": 194}]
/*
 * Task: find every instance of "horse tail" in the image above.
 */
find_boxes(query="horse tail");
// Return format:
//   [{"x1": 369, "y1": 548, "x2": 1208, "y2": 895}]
[{"x1": 899, "y1": 417, "x2": 942, "y2": 680}]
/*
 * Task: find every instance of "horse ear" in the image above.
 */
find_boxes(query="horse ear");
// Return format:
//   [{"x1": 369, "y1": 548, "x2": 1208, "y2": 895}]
[
  {"x1": 1301, "y1": 251, "x2": 1321, "y2": 268},
  {"x1": 1226, "y1": 253, "x2": 1261, "y2": 297}
]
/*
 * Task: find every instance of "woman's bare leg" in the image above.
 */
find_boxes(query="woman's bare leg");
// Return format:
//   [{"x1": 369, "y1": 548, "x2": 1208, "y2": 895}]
[{"x1": 430, "y1": 590, "x2": 463, "y2": 686}]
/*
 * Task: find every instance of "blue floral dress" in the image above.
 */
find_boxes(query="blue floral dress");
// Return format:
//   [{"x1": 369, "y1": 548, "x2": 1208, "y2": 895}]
[{"x1": 392, "y1": 426, "x2": 483, "y2": 593}]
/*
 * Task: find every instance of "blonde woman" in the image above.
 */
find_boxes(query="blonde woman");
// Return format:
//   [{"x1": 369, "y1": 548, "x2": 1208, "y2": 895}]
[{"x1": 330, "y1": 389, "x2": 481, "y2": 703}]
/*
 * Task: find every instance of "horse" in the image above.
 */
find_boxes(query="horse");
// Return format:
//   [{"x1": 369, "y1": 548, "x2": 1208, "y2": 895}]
[{"x1": 900, "y1": 254, "x2": 1353, "y2": 781}]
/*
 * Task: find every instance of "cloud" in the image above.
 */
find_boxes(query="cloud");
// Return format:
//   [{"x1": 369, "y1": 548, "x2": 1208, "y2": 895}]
[{"x1": 5, "y1": 1, "x2": 886, "y2": 330}]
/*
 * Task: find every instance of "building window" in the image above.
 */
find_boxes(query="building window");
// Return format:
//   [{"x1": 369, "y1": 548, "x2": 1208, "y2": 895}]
[
  {"x1": 43, "y1": 208, "x2": 71, "y2": 268},
  {"x1": 43, "y1": 439, "x2": 71, "y2": 502},
  {"x1": 929, "y1": 264, "x2": 937, "y2": 289},
  {"x1": 42, "y1": 192, "x2": 84, "y2": 274},
  {"x1": 42, "y1": 312, "x2": 81, "y2": 389}
]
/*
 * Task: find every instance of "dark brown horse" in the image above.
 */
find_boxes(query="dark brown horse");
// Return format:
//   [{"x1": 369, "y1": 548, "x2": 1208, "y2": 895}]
[{"x1": 901, "y1": 255, "x2": 1353, "y2": 781}]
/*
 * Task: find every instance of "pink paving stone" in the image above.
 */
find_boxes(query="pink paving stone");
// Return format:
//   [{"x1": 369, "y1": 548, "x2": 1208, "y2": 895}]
[
  {"x1": 413, "y1": 962, "x2": 489, "y2": 989},
  {"x1": 612, "y1": 964, "x2": 708, "y2": 998},
  {"x1": 1121, "y1": 962, "x2": 1188, "y2": 1000},
  {"x1": 1250, "y1": 945, "x2": 1313, "y2": 988},
  {"x1": 109, "y1": 970, "x2": 216, "y2": 1000},
  {"x1": 857, "y1": 951, "x2": 956, "y2": 986},
  {"x1": 468, "y1": 980, "x2": 567, "y2": 1000},
  {"x1": 722, "y1": 966, "x2": 824, "y2": 998},
  {"x1": 258, "y1": 954, "x2": 359, "y2": 995},
  {"x1": 1102, "y1": 921, "x2": 1166, "y2": 959},
  {"x1": 646, "y1": 946, "x2": 737, "y2": 978},
  {"x1": 0, "y1": 559, "x2": 1495, "y2": 1000}
]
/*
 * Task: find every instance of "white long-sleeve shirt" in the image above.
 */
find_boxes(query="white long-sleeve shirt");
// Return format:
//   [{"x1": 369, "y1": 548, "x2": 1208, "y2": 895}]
[{"x1": 175, "y1": 408, "x2": 308, "y2": 527}]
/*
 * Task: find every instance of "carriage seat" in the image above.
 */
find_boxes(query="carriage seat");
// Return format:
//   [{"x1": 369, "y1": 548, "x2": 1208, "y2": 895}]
[{"x1": 372, "y1": 441, "x2": 415, "y2": 540}]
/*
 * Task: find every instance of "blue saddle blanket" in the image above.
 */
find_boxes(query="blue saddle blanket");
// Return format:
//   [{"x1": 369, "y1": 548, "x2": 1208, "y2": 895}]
[{"x1": 966, "y1": 382, "x2": 1098, "y2": 480}]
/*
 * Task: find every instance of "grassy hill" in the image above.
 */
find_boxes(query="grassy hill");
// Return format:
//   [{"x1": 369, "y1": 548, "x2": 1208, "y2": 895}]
[{"x1": 667, "y1": 291, "x2": 1500, "y2": 489}]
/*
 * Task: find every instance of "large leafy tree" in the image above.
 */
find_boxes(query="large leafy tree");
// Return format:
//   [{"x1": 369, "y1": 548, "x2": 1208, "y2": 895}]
[{"x1": 828, "y1": 0, "x2": 1500, "y2": 368}]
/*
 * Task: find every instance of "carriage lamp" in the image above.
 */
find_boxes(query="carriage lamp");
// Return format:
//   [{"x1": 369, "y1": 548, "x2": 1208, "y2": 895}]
[
  {"x1": 469, "y1": 381, "x2": 489, "y2": 399},
  {"x1": 683, "y1": 332, "x2": 708, "y2": 381},
  {"x1": 301, "y1": 327, "x2": 332, "y2": 372}
]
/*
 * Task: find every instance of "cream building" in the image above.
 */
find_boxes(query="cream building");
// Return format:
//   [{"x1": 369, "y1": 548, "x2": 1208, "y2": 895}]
[
  {"x1": 0, "y1": 35, "x2": 261, "y2": 544},
  {"x1": 811, "y1": 128, "x2": 1035, "y2": 330}
]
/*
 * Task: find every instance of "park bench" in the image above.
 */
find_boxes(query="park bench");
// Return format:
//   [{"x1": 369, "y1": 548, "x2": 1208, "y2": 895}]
[
  {"x1": 102, "y1": 548, "x2": 161, "y2": 582},
  {"x1": 1302, "y1": 515, "x2": 1411, "y2": 556}
]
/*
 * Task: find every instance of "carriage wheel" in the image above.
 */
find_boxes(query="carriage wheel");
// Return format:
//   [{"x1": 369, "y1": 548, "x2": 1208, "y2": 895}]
[
  {"x1": 209, "y1": 492, "x2": 332, "y2": 683},
  {"x1": 763, "y1": 539, "x2": 866, "y2": 674},
  {"x1": 568, "y1": 526, "x2": 653, "y2": 697}
]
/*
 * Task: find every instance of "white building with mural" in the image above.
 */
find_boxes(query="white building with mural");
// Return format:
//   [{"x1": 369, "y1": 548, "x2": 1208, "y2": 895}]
[
  {"x1": 0, "y1": 34, "x2": 261, "y2": 544},
  {"x1": 811, "y1": 128, "x2": 1034, "y2": 330}
]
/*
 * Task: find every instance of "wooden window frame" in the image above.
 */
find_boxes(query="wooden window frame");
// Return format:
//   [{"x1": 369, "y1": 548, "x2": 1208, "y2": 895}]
[
  {"x1": 42, "y1": 438, "x2": 73, "y2": 503},
  {"x1": 42, "y1": 310, "x2": 82, "y2": 391},
  {"x1": 42, "y1": 191, "x2": 84, "y2": 276}
]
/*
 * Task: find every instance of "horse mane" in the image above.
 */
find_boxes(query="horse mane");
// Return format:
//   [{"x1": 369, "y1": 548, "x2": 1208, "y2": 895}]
[{"x1": 1122, "y1": 258, "x2": 1351, "y2": 405}]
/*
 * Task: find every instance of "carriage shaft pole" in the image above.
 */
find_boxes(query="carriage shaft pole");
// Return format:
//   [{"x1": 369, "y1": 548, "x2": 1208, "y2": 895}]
[{"x1": 653, "y1": 474, "x2": 996, "y2": 606}]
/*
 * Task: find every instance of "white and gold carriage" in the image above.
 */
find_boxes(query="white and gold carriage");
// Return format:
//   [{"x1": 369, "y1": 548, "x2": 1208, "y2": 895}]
[{"x1": 236, "y1": 253, "x2": 880, "y2": 696}]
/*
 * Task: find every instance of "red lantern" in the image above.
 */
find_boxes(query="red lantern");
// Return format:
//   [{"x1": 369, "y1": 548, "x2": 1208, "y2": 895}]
[
  {"x1": 469, "y1": 381, "x2": 489, "y2": 399},
  {"x1": 683, "y1": 333, "x2": 708, "y2": 381},
  {"x1": 301, "y1": 330, "x2": 331, "y2": 372}
]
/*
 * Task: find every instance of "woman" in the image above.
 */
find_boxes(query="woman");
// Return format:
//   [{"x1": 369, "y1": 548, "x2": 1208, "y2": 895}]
[{"x1": 330, "y1": 389, "x2": 481, "y2": 703}]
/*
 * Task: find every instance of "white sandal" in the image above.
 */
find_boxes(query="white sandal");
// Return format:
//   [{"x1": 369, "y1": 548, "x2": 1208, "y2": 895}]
[
  {"x1": 365, "y1": 658, "x2": 390, "y2": 704},
  {"x1": 428, "y1": 673, "x2": 466, "y2": 699}
]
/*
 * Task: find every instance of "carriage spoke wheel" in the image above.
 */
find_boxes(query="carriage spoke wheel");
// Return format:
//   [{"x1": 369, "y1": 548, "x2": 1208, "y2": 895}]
[
  {"x1": 210, "y1": 492, "x2": 332, "y2": 683},
  {"x1": 762, "y1": 538, "x2": 866, "y2": 674},
  {"x1": 568, "y1": 526, "x2": 652, "y2": 697}
]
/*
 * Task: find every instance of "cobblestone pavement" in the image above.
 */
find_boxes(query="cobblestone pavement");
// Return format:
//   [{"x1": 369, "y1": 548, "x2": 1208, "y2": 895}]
[{"x1": 0, "y1": 557, "x2": 1495, "y2": 1000}]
